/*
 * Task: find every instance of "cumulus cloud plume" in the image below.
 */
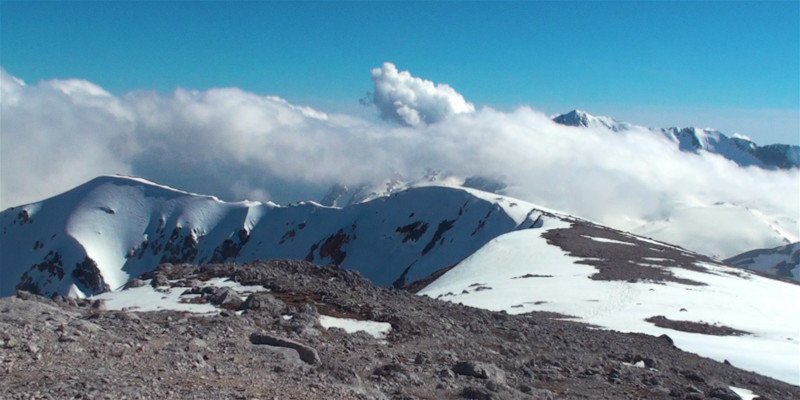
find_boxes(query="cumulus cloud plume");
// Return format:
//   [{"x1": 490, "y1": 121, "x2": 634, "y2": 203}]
[
  {"x1": 1, "y1": 65, "x2": 797, "y2": 257},
  {"x1": 371, "y1": 62, "x2": 475, "y2": 126}
]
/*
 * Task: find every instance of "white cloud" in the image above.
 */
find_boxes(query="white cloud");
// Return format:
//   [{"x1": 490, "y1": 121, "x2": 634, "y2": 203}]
[
  {"x1": 0, "y1": 68, "x2": 135, "y2": 206},
  {"x1": 370, "y1": 62, "x2": 475, "y2": 126},
  {"x1": 1, "y1": 66, "x2": 797, "y2": 258}
]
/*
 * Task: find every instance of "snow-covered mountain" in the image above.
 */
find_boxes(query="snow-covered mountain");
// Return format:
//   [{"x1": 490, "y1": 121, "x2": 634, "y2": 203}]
[
  {"x1": 553, "y1": 109, "x2": 800, "y2": 170},
  {"x1": 552, "y1": 109, "x2": 635, "y2": 132},
  {"x1": 622, "y1": 200, "x2": 797, "y2": 261},
  {"x1": 2, "y1": 175, "x2": 799, "y2": 385},
  {"x1": 725, "y1": 242, "x2": 800, "y2": 280},
  {"x1": 418, "y1": 224, "x2": 800, "y2": 385},
  {"x1": 320, "y1": 169, "x2": 797, "y2": 261},
  {"x1": 0, "y1": 175, "x2": 547, "y2": 298},
  {"x1": 318, "y1": 170, "x2": 507, "y2": 208}
]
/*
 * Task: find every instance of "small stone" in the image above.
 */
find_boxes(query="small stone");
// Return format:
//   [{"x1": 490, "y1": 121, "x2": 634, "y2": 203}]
[
  {"x1": 438, "y1": 368, "x2": 455, "y2": 379},
  {"x1": 460, "y1": 386, "x2": 493, "y2": 400},
  {"x1": 239, "y1": 292, "x2": 285, "y2": 313},
  {"x1": 91, "y1": 299, "x2": 106, "y2": 311},
  {"x1": 25, "y1": 343, "x2": 39, "y2": 354},
  {"x1": 201, "y1": 286, "x2": 218, "y2": 295},
  {"x1": 151, "y1": 274, "x2": 170, "y2": 288},
  {"x1": 15, "y1": 290, "x2": 36, "y2": 301},
  {"x1": 122, "y1": 279, "x2": 147, "y2": 290},
  {"x1": 683, "y1": 371, "x2": 705, "y2": 383},
  {"x1": 57, "y1": 335, "x2": 75, "y2": 343},
  {"x1": 708, "y1": 387, "x2": 742, "y2": 400},
  {"x1": 686, "y1": 384, "x2": 703, "y2": 393},
  {"x1": 186, "y1": 337, "x2": 208, "y2": 352},
  {"x1": 208, "y1": 288, "x2": 244, "y2": 308},
  {"x1": 658, "y1": 334, "x2": 674, "y2": 346},
  {"x1": 372, "y1": 363, "x2": 407, "y2": 379},
  {"x1": 526, "y1": 388, "x2": 555, "y2": 400},
  {"x1": 110, "y1": 345, "x2": 126, "y2": 357},
  {"x1": 634, "y1": 355, "x2": 658, "y2": 369},
  {"x1": 452, "y1": 361, "x2": 506, "y2": 384},
  {"x1": 3, "y1": 337, "x2": 17, "y2": 349}
]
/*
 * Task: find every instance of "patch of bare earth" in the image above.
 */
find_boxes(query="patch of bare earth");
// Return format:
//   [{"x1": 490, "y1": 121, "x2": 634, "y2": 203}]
[
  {"x1": 645, "y1": 316, "x2": 750, "y2": 337},
  {"x1": 542, "y1": 221, "x2": 713, "y2": 285}
]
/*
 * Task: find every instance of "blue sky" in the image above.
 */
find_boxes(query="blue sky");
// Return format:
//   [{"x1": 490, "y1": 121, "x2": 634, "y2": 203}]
[{"x1": 2, "y1": 1, "x2": 798, "y2": 144}]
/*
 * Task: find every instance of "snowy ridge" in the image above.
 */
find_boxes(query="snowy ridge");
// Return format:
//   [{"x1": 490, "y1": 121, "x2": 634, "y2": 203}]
[
  {"x1": 553, "y1": 109, "x2": 800, "y2": 170},
  {"x1": 318, "y1": 170, "x2": 506, "y2": 208},
  {"x1": 0, "y1": 175, "x2": 550, "y2": 298},
  {"x1": 725, "y1": 242, "x2": 800, "y2": 280},
  {"x1": 318, "y1": 168, "x2": 798, "y2": 260},
  {"x1": 552, "y1": 109, "x2": 634, "y2": 132}
]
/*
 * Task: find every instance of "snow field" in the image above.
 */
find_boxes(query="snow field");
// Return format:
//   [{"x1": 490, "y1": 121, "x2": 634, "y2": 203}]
[
  {"x1": 318, "y1": 315, "x2": 392, "y2": 339},
  {"x1": 419, "y1": 228, "x2": 800, "y2": 385}
]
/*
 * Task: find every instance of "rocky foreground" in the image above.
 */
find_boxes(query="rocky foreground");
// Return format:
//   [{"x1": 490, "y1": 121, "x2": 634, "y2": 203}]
[{"x1": 1, "y1": 260, "x2": 798, "y2": 399}]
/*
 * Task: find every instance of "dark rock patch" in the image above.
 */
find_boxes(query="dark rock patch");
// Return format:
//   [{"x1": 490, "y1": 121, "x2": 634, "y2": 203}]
[
  {"x1": 72, "y1": 257, "x2": 109, "y2": 294},
  {"x1": 210, "y1": 229, "x2": 250, "y2": 263},
  {"x1": 279, "y1": 229, "x2": 296, "y2": 244},
  {"x1": 543, "y1": 221, "x2": 711, "y2": 285},
  {"x1": 422, "y1": 219, "x2": 455, "y2": 255},
  {"x1": 396, "y1": 221, "x2": 429, "y2": 243},
  {"x1": 318, "y1": 230, "x2": 349, "y2": 265},
  {"x1": 646, "y1": 316, "x2": 750, "y2": 336},
  {"x1": 16, "y1": 251, "x2": 66, "y2": 295},
  {"x1": 512, "y1": 274, "x2": 553, "y2": 279}
]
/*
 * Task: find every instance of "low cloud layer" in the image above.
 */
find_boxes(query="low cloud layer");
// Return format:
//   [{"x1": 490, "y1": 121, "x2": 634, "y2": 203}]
[
  {"x1": 371, "y1": 62, "x2": 475, "y2": 126},
  {"x1": 1, "y1": 65, "x2": 797, "y2": 257}
]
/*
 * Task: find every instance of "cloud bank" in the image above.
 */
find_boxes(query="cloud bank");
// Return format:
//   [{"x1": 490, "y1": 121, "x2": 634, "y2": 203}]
[
  {"x1": 1, "y1": 65, "x2": 797, "y2": 257},
  {"x1": 371, "y1": 62, "x2": 475, "y2": 126}
]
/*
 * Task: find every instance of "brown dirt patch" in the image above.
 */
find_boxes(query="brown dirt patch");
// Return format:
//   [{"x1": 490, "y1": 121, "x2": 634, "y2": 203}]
[
  {"x1": 645, "y1": 315, "x2": 750, "y2": 336},
  {"x1": 542, "y1": 221, "x2": 712, "y2": 285}
]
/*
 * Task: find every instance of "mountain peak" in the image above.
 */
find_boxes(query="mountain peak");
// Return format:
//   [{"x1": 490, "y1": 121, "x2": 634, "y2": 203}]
[
  {"x1": 553, "y1": 109, "x2": 632, "y2": 132},
  {"x1": 7, "y1": 174, "x2": 223, "y2": 212}
]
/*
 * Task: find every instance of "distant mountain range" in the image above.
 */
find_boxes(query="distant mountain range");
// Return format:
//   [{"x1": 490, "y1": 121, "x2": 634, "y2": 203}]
[
  {"x1": 725, "y1": 242, "x2": 800, "y2": 280},
  {"x1": 553, "y1": 109, "x2": 800, "y2": 170}
]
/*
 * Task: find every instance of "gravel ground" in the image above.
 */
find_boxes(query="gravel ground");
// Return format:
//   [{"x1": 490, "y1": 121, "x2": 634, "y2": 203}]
[{"x1": 1, "y1": 260, "x2": 797, "y2": 399}]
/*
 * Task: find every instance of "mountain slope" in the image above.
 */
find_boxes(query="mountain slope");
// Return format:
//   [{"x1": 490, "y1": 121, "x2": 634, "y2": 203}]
[
  {"x1": 0, "y1": 175, "x2": 550, "y2": 297},
  {"x1": 5, "y1": 261, "x2": 798, "y2": 399},
  {"x1": 418, "y1": 221, "x2": 800, "y2": 385},
  {"x1": 553, "y1": 109, "x2": 800, "y2": 170},
  {"x1": 725, "y1": 242, "x2": 800, "y2": 280}
]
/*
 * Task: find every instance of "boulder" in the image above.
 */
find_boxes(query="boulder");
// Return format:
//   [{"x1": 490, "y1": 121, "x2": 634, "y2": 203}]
[
  {"x1": 249, "y1": 333, "x2": 320, "y2": 365},
  {"x1": 453, "y1": 361, "x2": 506, "y2": 384}
]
